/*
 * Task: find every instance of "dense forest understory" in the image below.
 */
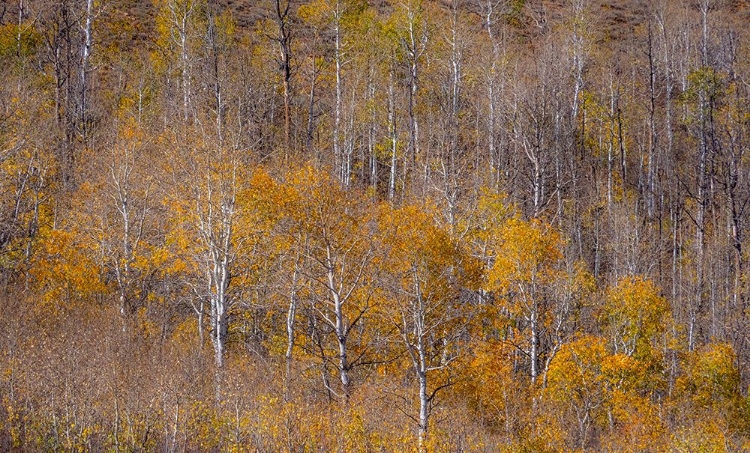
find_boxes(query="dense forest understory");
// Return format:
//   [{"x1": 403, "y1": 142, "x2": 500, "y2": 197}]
[{"x1": 2, "y1": 0, "x2": 750, "y2": 451}]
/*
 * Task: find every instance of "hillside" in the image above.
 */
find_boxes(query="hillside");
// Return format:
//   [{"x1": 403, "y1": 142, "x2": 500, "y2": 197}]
[{"x1": 1, "y1": 0, "x2": 750, "y2": 451}]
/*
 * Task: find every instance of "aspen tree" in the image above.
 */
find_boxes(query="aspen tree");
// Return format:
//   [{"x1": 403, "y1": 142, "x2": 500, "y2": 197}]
[{"x1": 377, "y1": 202, "x2": 479, "y2": 452}]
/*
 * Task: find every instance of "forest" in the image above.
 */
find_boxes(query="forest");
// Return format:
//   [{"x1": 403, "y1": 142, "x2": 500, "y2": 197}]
[{"x1": 1, "y1": 0, "x2": 750, "y2": 451}]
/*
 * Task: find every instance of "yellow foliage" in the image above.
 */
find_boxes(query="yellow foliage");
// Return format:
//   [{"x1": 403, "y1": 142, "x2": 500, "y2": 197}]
[
  {"x1": 462, "y1": 340, "x2": 519, "y2": 426},
  {"x1": 676, "y1": 342, "x2": 743, "y2": 414},
  {"x1": 603, "y1": 276, "x2": 669, "y2": 359},
  {"x1": 546, "y1": 335, "x2": 607, "y2": 405},
  {"x1": 29, "y1": 228, "x2": 106, "y2": 309},
  {"x1": 599, "y1": 392, "x2": 667, "y2": 452},
  {"x1": 671, "y1": 420, "x2": 737, "y2": 453},
  {"x1": 488, "y1": 216, "x2": 563, "y2": 293}
]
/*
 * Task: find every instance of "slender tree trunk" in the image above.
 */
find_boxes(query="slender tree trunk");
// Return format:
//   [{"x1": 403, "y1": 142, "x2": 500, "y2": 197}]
[
  {"x1": 327, "y1": 250, "x2": 350, "y2": 402},
  {"x1": 207, "y1": 10, "x2": 224, "y2": 147},
  {"x1": 174, "y1": 1, "x2": 192, "y2": 123},
  {"x1": 274, "y1": 0, "x2": 292, "y2": 158},
  {"x1": 692, "y1": 107, "x2": 708, "y2": 351},
  {"x1": 647, "y1": 23, "x2": 658, "y2": 219},
  {"x1": 80, "y1": 0, "x2": 93, "y2": 143},
  {"x1": 417, "y1": 363, "x2": 428, "y2": 453},
  {"x1": 484, "y1": 0, "x2": 498, "y2": 179},
  {"x1": 16, "y1": 0, "x2": 24, "y2": 58},
  {"x1": 285, "y1": 248, "x2": 303, "y2": 397},
  {"x1": 530, "y1": 305, "x2": 539, "y2": 385},
  {"x1": 404, "y1": 4, "x2": 423, "y2": 189},
  {"x1": 388, "y1": 64, "x2": 397, "y2": 200},
  {"x1": 334, "y1": 1, "x2": 343, "y2": 183},
  {"x1": 368, "y1": 69, "x2": 377, "y2": 189},
  {"x1": 306, "y1": 57, "x2": 317, "y2": 155}
]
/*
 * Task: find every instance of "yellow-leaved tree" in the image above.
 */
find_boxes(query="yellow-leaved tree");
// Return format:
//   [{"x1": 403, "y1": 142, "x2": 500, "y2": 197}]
[
  {"x1": 487, "y1": 216, "x2": 591, "y2": 387},
  {"x1": 673, "y1": 342, "x2": 750, "y2": 451},
  {"x1": 281, "y1": 166, "x2": 379, "y2": 403},
  {"x1": 543, "y1": 276, "x2": 672, "y2": 451},
  {"x1": 377, "y1": 200, "x2": 481, "y2": 452}
]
